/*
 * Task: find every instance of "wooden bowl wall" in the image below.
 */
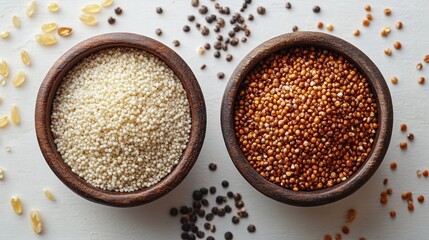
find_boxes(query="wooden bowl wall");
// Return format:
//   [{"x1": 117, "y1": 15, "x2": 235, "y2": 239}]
[
  {"x1": 221, "y1": 32, "x2": 393, "y2": 206},
  {"x1": 35, "y1": 33, "x2": 206, "y2": 207}
]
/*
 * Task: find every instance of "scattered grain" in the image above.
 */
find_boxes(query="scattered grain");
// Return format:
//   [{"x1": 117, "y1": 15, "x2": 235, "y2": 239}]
[
  {"x1": 393, "y1": 41, "x2": 402, "y2": 50},
  {"x1": 390, "y1": 76, "x2": 398, "y2": 85},
  {"x1": 396, "y1": 21, "x2": 403, "y2": 30},
  {"x1": 0, "y1": 60, "x2": 9, "y2": 77},
  {"x1": 347, "y1": 208, "x2": 357, "y2": 224},
  {"x1": 43, "y1": 188, "x2": 56, "y2": 201},
  {"x1": 390, "y1": 162, "x2": 397, "y2": 170},
  {"x1": 366, "y1": 13, "x2": 373, "y2": 21},
  {"x1": 30, "y1": 210, "x2": 43, "y2": 234},
  {"x1": 11, "y1": 196, "x2": 23, "y2": 214},
  {"x1": 423, "y1": 170, "x2": 429, "y2": 177},
  {"x1": 41, "y1": 22, "x2": 58, "y2": 33},
  {"x1": 417, "y1": 170, "x2": 422, "y2": 177},
  {"x1": 0, "y1": 116, "x2": 8, "y2": 128},
  {"x1": 363, "y1": 19, "x2": 370, "y2": 27},
  {"x1": 416, "y1": 63, "x2": 423, "y2": 70},
  {"x1": 384, "y1": 8, "x2": 392, "y2": 16},
  {"x1": 418, "y1": 77, "x2": 425, "y2": 85},
  {"x1": 354, "y1": 29, "x2": 360, "y2": 36},
  {"x1": 324, "y1": 235, "x2": 333, "y2": 240},
  {"x1": 0, "y1": 167, "x2": 3, "y2": 180},
  {"x1": 101, "y1": 0, "x2": 114, "y2": 8},
  {"x1": 20, "y1": 50, "x2": 31, "y2": 66},
  {"x1": 12, "y1": 16, "x2": 21, "y2": 28},
  {"x1": 390, "y1": 210, "x2": 396, "y2": 218},
  {"x1": 58, "y1": 27, "x2": 73, "y2": 37},
  {"x1": 12, "y1": 71, "x2": 26, "y2": 87},
  {"x1": 198, "y1": 47, "x2": 206, "y2": 55},
  {"x1": 424, "y1": 55, "x2": 429, "y2": 63},
  {"x1": 342, "y1": 226, "x2": 350, "y2": 235},
  {"x1": 383, "y1": 178, "x2": 388, "y2": 185},
  {"x1": 326, "y1": 24, "x2": 334, "y2": 31},
  {"x1": 27, "y1": 0, "x2": 37, "y2": 17},
  {"x1": 317, "y1": 22, "x2": 324, "y2": 29},
  {"x1": 418, "y1": 195, "x2": 424, "y2": 203},
  {"x1": 0, "y1": 31, "x2": 10, "y2": 39},
  {"x1": 384, "y1": 48, "x2": 392, "y2": 56},
  {"x1": 79, "y1": 14, "x2": 98, "y2": 25},
  {"x1": 364, "y1": 5, "x2": 371, "y2": 11},
  {"x1": 400, "y1": 123, "x2": 407, "y2": 132},
  {"x1": 408, "y1": 203, "x2": 414, "y2": 212},
  {"x1": 82, "y1": 4, "x2": 102, "y2": 14},
  {"x1": 399, "y1": 142, "x2": 407, "y2": 149},
  {"x1": 11, "y1": 105, "x2": 20, "y2": 125},
  {"x1": 48, "y1": 2, "x2": 60, "y2": 12}
]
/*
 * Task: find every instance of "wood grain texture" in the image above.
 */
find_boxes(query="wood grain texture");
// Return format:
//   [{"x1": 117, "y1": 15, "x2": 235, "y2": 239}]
[
  {"x1": 221, "y1": 32, "x2": 393, "y2": 206},
  {"x1": 35, "y1": 33, "x2": 206, "y2": 207}
]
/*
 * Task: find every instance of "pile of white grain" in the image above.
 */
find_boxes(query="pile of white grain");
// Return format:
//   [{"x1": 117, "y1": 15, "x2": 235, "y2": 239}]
[{"x1": 51, "y1": 48, "x2": 191, "y2": 192}]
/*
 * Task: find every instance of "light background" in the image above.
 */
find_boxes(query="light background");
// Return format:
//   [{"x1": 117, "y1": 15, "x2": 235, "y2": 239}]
[{"x1": 0, "y1": 0, "x2": 428, "y2": 239}]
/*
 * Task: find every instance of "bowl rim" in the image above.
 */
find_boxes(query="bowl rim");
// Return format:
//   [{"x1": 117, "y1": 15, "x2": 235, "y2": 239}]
[
  {"x1": 35, "y1": 32, "x2": 206, "y2": 207},
  {"x1": 221, "y1": 31, "x2": 393, "y2": 206}
]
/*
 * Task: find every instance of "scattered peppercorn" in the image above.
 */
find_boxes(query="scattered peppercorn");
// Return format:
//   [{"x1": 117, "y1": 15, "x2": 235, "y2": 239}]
[
  {"x1": 326, "y1": 24, "x2": 334, "y2": 31},
  {"x1": 390, "y1": 162, "x2": 397, "y2": 170},
  {"x1": 324, "y1": 235, "x2": 333, "y2": 240},
  {"x1": 424, "y1": 55, "x2": 429, "y2": 63},
  {"x1": 387, "y1": 188, "x2": 393, "y2": 195},
  {"x1": 156, "y1": 7, "x2": 163, "y2": 14},
  {"x1": 108, "y1": 17, "x2": 116, "y2": 25},
  {"x1": 391, "y1": 76, "x2": 398, "y2": 85},
  {"x1": 173, "y1": 40, "x2": 180, "y2": 47},
  {"x1": 347, "y1": 208, "x2": 357, "y2": 224},
  {"x1": 188, "y1": 15, "x2": 195, "y2": 21},
  {"x1": 417, "y1": 63, "x2": 423, "y2": 70},
  {"x1": 155, "y1": 28, "x2": 163, "y2": 36},
  {"x1": 418, "y1": 195, "x2": 425, "y2": 203},
  {"x1": 226, "y1": 54, "x2": 233, "y2": 62},
  {"x1": 423, "y1": 170, "x2": 429, "y2": 177},
  {"x1": 209, "y1": 163, "x2": 217, "y2": 171},
  {"x1": 114, "y1": 7, "x2": 123, "y2": 15},
  {"x1": 317, "y1": 22, "x2": 324, "y2": 29},
  {"x1": 400, "y1": 142, "x2": 408, "y2": 149},
  {"x1": 408, "y1": 203, "x2": 415, "y2": 212},
  {"x1": 366, "y1": 13, "x2": 373, "y2": 21},
  {"x1": 191, "y1": 0, "x2": 199, "y2": 7},
  {"x1": 183, "y1": 25, "x2": 191, "y2": 32},
  {"x1": 285, "y1": 2, "x2": 292, "y2": 9},
  {"x1": 407, "y1": 133, "x2": 414, "y2": 141},
  {"x1": 216, "y1": 195, "x2": 224, "y2": 204},
  {"x1": 400, "y1": 123, "x2": 407, "y2": 132},
  {"x1": 384, "y1": 8, "x2": 392, "y2": 16},
  {"x1": 342, "y1": 226, "x2": 350, "y2": 235},
  {"x1": 217, "y1": 72, "x2": 225, "y2": 79},
  {"x1": 199, "y1": 5, "x2": 208, "y2": 15},
  {"x1": 200, "y1": 64, "x2": 206, "y2": 70},
  {"x1": 418, "y1": 77, "x2": 425, "y2": 85},
  {"x1": 247, "y1": 224, "x2": 256, "y2": 233},
  {"x1": 257, "y1": 6, "x2": 266, "y2": 15},
  {"x1": 292, "y1": 25, "x2": 298, "y2": 32},
  {"x1": 209, "y1": 186, "x2": 216, "y2": 194},
  {"x1": 224, "y1": 231, "x2": 233, "y2": 240},
  {"x1": 313, "y1": 6, "x2": 321, "y2": 13},
  {"x1": 364, "y1": 5, "x2": 371, "y2": 11},
  {"x1": 390, "y1": 210, "x2": 397, "y2": 218}
]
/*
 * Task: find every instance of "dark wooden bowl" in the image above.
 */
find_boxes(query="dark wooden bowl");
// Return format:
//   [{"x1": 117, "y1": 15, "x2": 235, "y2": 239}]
[
  {"x1": 35, "y1": 33, "x2": 206, "y2": 207},
  {"x1": 221, "y1": 32, "x2": 393, "y2": 207}
]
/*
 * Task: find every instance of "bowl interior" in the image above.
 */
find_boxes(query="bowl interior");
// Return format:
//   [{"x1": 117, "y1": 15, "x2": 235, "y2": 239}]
[
  {"x1": 221, "y1": 32, "x2": 393, "y2": 206},
  {"x1": 35, "y1": 33, "x2": 206, "y2": 207}
]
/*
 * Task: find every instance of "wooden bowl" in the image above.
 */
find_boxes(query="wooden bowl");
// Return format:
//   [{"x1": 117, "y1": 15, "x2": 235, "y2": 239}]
[
  {"x1": 221, "y1": 32, "x2": 393, "y2": 206},
  {"x1": 35, "y1": 33, "x2": 206, "y2": 207}
]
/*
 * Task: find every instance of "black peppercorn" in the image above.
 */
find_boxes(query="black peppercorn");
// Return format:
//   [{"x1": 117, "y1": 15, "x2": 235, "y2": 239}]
[
  {"x1": 193, "y1": 190, "x2": 203, "y2": 201},
  {"x1": 201, "y1": 199, "x2": 209, "y2": 206},
  {"x1": 156, "y1": 7, "x2": 163, "y2": 14},
  {"x1": 214, "y1": 51, "x2": 221, "y2": 58},
  {"x1": 205, "y1": 213, "x2": 214, "y2": 221},
  {"x1": 206, "y1": 237, "x2": 214, "y2": 240},
  {"x1": 155, "y1": 28, "x2": 163, "y2": 36},
  {"x1": 247, "y1": 224, "x2": 256, "y2": 233},
  {"x1": 235, "y1": 200, "x2": 244, "y2": 209},
  {"x1": 191, "y1": 0, "x2": 199, "y2": 7},
  {"x1": 183, "y1": 25, "x2": 191, "y2": 32},
  {"x1": 188, "y1": 15, "x2": 195, "y2": 21},
  {"x1": 182, "y1": 223, "x2": 191, "y2": 232},
  {"x1": 285, "y1": 2, "x2": 292, "y2": 9},
  {"x1": 292, "y1": 25, "x2": 298, "y2": 32},
  {"x1": 204, "y1": 223, "x2": 211, "y2": 230},
  {"x1": 173, "y1": 40, "x2": 180, "y2": 47},
  {"x1": 201, "y1": 26, "x2": 210, "y2": 36},
  {"x1": 224, "y1": 205, "x2": 232, "y2": 213},
  {"x1": 196, "y1": 231, "x2": 205, "y2": 239},
  {"x1": 199, "y1": 5, "x2": 208, "y2": 14},
  {"x1": 218, "y1": 72, "x2": 225, "y2": 79},
  {"x1": 211, "y1": 207, "x2": 218, "y2": 215},
  {"x1": 234, "y1": 193, "x2": 242, "y2": 201},
  {"x1": 209, "y1": 186, "x2": 217, "y2": 194},
  {"x1": 108, "y1": 17, "x2": 116, "y2": 25},
  {"x1": 221, "y1": 180, "x2": 229, "y2": 188},
  {"x1": 217, "y1": 208, "x2": 225, "y2": 217},
  {"x1": 179, "y1": 206, "x2": 189, "y2": 214},
  {"x1": 224, "y1": 231, "x2": 233, "y2": 240},
  {"x1": 313, "y1": 6, "x2": 321, "y2": 13},
  {"x1": 232, "y1": 216, "x2": 240, "y2": 224},
  {"x1": 230, "y1": 38, "x2": 239, "y2": 46},
  {"x1": 209, "y1": 163, "x2": 217, "y2": 171},
  {"x1": 216, "y1": 195, "x2": 225, "y2": 204},
  {"x1": 114, "y1": 7, "x2": 123, "y2": 15},
  {"x1": 181, "y1": 232, "x2": 189, "y2": 239},
  {"x1": 257, "y1": 6, "x2": 266, "y2": 15}
]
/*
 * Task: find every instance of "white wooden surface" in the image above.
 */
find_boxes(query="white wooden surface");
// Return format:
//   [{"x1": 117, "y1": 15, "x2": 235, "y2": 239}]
[{"x1": 0, "y1": 0, "x2": 428, "y2": 239}]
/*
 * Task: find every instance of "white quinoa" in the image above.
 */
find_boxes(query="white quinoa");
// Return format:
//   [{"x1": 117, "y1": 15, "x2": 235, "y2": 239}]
[{"x1": 51, "y1": 48, "x2": 191, "y2": 192}]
